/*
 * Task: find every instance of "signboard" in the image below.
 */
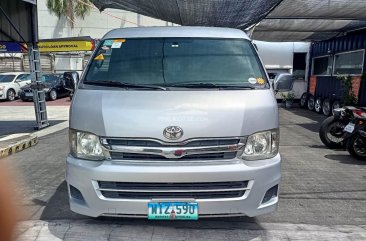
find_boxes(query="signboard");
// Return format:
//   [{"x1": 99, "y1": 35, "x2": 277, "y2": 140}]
[
  {"x1": 0, "y1": 42, "x2": 27, "y2": 53},
  {"x1": 38, "y1": 41, "x2": 94, "y2": 52}
]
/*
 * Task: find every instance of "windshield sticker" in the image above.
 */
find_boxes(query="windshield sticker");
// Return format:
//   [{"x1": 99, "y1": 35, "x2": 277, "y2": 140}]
[
  {"x1": 248, "y1": 77, "x2": 257, "y2": 84},
  {"x1": 101, "y1": 45, "x2": 110, "y2": 51},
  {"x1": 103, "y1": 40, "x2": 113, "y2": 46},
  {"x1": 114, "y1": 39, "x2": 126, "y2": 43},
  {"x1": 94, "y1": 54, "x2": 104, "y2": 60},
  {"x1": 111, "y1": 42, "x2": 122, "y2": 48},
  {"x1": 256, "y1": 77, "x2": 265, "y2": 85}
]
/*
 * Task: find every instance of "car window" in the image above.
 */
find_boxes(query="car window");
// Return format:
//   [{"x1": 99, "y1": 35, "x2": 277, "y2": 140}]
[
  {"x1": 0, "y1": 75, "x2": 15, "y2": 83},
  {"x1": 16, "y1": 74, "x2": 31, "y2": 81},
  {"x1": 85, "y1": 38, "x2": 269, "y2": 89},
  {"x1": 42, "y1": 74, "x2": 61, "y2": 83}
]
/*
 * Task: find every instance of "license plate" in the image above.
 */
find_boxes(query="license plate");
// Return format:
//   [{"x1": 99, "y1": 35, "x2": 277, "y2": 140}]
[
  {"x1": 148, "y1": 202, "x2": 198, "y2": 220},
  {"x1": 344, "y1": 123, "x2": 355, "y2": 133},
  {"x1": 25, "y1": 92, "x2": 33, "y2": 97}
]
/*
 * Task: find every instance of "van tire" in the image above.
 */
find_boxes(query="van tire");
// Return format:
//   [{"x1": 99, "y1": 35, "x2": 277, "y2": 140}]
[
  {"x1": 300, "y1": 93, "x2": 308, "y2": 108},
  {"x1": 314, "y1": 97, "x2": 323, "y2": 113},
  {"x1": 322, "y1": 98, "x2": 332, "y2": 116},
  {"x1": 307, "y1": 95, "x2": 315, "y2": 111}
]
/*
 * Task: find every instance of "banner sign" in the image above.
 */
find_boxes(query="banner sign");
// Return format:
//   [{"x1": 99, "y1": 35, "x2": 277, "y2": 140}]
[
  {"x1": 38, "y1": 41, "x2": 94, "y2": 52},
  {"x1": 0, "y1": 42, "x2": 26, "y2": 53}
]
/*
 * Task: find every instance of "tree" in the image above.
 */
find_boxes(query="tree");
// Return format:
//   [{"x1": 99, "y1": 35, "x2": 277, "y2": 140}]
[{"x1": 46, "y1": 0, "x2": 92, "y2": 28}]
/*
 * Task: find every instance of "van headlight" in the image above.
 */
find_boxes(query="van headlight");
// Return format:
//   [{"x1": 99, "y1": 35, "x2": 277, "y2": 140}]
[
  {"x1": 238, "y1": 129, "x2": 279, "y2": 161},
  {"x1": 69, "y1": 129, "x2": 105, "y2": 160}
]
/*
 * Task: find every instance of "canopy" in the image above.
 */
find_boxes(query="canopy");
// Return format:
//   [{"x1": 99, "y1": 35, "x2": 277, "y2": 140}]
[
  {"x1": 91, "y1": 0, "x2": 282, "y2": 30},
  {"x1": 252, "y1": 0, "x2": 366, "y2": 41},
  {"x1": 91, "y1": 0, "x2": 366, "y2": 42}
]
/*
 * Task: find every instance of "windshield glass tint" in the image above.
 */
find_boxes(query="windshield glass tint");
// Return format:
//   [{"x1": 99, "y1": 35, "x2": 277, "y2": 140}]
[
  {"x1": 42, "y1": 74, "x2": 60, "y2": 83},
  {"x1": 0, "y1": 75, "x2": 15, "y2": 83},
  {"x1": 85, "y1": 38, "x2": 268, "y2": 88}
]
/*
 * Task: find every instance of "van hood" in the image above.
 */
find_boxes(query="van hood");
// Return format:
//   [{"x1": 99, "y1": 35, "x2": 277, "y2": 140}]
[{"x1": 70, "y1": 89, "x2": 278, "y2": 141}]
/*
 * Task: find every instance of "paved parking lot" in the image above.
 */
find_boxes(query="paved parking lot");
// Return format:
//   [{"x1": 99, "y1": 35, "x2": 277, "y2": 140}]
[{"x1": 2, "y1": 107, "x2": 366, "y2": 240}]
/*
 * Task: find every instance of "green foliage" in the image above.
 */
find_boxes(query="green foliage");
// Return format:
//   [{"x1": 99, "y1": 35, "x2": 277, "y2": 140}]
[
  {"x1": 46, "y1": 0, "x2": 92, "y2": 27},
  {"x1": 337, "y1": 75, "x2": 357, "y2": 106},
  {"x1": 281, "y1": 92, "x2": 295, "y2": 102}
]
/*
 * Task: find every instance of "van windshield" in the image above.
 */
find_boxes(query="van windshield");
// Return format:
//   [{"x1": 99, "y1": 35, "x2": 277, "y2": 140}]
[{"x1": 85, "y1": 38, "x2": 268, "y2": 89}]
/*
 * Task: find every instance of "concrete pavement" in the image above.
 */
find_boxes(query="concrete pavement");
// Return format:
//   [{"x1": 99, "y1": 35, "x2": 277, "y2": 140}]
[{"x1": 3, "y1": 107, "x2": 366, "y2": 240}]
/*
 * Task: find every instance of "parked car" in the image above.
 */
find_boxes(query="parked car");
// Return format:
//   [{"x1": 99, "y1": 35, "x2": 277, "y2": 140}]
[
  {"x1": 65, "y1": 27, "x2": 281, "y2": 219},
  {"x1": 19, "y1": 73, "x2": 70, "y2": 101},
  {"x1": 0, "y1": 72, "x2": 31, "y2": 101}
]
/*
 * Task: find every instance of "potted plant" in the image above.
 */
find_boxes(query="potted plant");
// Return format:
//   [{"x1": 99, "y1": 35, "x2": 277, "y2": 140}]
[{"x1": 281, "y1": 92, "x2": 295, "y2": 108}]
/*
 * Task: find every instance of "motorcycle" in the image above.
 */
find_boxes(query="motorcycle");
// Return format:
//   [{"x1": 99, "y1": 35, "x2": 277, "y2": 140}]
[
  {"x1": 343, "y1": 109, "x2": 366, "y2": 160},
  {"x1": 319, "y1": 106, "x2": 356, "y2": 149}
]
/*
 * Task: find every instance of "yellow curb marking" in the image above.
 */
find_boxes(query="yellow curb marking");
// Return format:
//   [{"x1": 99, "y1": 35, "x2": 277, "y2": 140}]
[{"x1": 0, "y1": 136, "x2": 38, "y2": 159}]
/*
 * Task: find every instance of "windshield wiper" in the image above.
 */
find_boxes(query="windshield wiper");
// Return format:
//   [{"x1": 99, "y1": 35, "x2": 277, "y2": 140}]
[
  {"x1": 83, "y1": 81, "x2": 166, "y2": 90},
  {"x1": 168, "y1": 83, "x2": 221, "y2": 88},
  {"x1": 168, "y1": 83, "x2": 255, "y2": 89}
]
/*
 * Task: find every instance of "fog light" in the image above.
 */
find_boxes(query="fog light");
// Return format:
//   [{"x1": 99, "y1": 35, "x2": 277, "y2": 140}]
[
  {"x1": 69, "y1": 185, "x2": 84, "y2": 202},
  {"x1": 262, "y1": 185, "x2": 278, "y2": 204}
]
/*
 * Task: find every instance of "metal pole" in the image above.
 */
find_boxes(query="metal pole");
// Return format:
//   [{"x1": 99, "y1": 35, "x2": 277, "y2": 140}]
[{"x1": 30, "y1": 1, "x2": 49, "y2": 129}]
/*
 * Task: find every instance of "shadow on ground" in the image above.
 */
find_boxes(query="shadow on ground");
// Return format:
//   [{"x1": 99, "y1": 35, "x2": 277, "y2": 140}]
[
  {"x1": 325, "y1": 154, "x2": 366, "y2": 165},
  {"x1": 0, "y1": 120, "x2": 64, "y2": 137}
]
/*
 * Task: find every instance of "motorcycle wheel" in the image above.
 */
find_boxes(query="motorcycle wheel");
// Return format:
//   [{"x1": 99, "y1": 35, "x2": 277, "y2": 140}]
[
  {"x1": 319, "y1": 116, "x2": 347, "y2": 149},
  {"x1": 308, "y1": 95, "x2": 315, "y2": 111},
  {"x1": 315, "y1": 97, "x2": 323, "y2": 113},
  {"x1": 300, "y1": 93, "x2": 308, "y2": 109},
  {"x1": 346, "y1": 135, "x2": 366, "y2": 160},
  {"x1": 322, "y1": 98, "x2": 332, "y2": 116}
]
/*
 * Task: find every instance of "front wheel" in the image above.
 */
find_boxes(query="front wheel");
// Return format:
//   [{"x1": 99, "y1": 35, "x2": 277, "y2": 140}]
[
  {"x1": 49, "y1": 89, "x2": 57, "y2": 101},
  {"x1": 347, "y1": 134, "x2": 366, "y2": 160},
  {"x1": 319, "y1": 116, "x2": 347, "y2": 149},
  {"x1": 6, "y1": 89, "x2": 16, "y2": 101}
]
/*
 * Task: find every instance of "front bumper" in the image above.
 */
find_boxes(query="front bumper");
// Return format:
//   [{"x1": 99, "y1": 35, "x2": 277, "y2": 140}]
[{"x1": 66, "y1": 154, "x2": 281, "y2": 218}]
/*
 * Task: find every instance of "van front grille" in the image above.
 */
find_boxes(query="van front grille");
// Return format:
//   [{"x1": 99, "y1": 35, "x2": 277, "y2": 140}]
[
  {"x1": 103, "y1": 137, "x2": 243, "y2": 161},
  {"x1": 110, "y1": 152, "x2": 237, "y2": 161},
  {"x1": 106, "y1": 138, "x2": 240, "y2": 147},
  {"x1": 98, "y1": 181, "x2": 249, "y2": 200}
]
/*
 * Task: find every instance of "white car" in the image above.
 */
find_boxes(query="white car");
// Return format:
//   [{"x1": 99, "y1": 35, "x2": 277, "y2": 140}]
[{"x1": 0, "y1": 72, "x2": 32, "y2": 101}]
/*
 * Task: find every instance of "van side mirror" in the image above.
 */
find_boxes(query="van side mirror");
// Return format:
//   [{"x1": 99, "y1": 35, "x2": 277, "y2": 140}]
[
  {"x1": 63, "y1": 72, "x2": 79, "y2": 91},
  {"x1": 274, "y1": 75, "x2": 295, "y2": 93}
]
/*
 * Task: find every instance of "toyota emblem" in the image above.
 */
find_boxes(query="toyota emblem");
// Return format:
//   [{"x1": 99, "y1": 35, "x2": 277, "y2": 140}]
[{"x1": 163, "y1": 126, "x2": 183, "y2": 140}]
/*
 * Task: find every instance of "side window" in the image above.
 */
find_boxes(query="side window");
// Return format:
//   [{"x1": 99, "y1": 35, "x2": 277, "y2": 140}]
[{"x1": 16, "y1": 74, "x2": 31, "y2": 81}]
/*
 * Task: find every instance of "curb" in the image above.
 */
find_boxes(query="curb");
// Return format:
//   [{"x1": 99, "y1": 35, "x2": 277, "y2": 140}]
[{"x1": 0, "y1": 135, "x2": 38, "y2": 159}]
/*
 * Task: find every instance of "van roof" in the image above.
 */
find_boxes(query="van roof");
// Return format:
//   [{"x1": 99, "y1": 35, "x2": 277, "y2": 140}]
[{"x1": 103, "y1": 26, "x2": 250, "y2": 40}]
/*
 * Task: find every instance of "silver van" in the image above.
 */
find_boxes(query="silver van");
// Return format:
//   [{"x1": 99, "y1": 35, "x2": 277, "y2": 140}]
[{"x1": 66, "y1": 27, "x2": 281, "y2": 219}]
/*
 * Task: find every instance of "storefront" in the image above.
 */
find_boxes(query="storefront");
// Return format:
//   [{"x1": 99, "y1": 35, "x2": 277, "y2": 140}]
[{"x1": 308, "y1": 29, "x2": 366, "y2": 107}]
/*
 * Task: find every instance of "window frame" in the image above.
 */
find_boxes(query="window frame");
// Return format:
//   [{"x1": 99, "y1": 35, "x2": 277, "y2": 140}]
[
  {"x1": 332, "y1": 49, "x2": 365, "y2": 76},
  {"x1": 311, "y1": 54, "x2": 333, "y2": 76}
]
